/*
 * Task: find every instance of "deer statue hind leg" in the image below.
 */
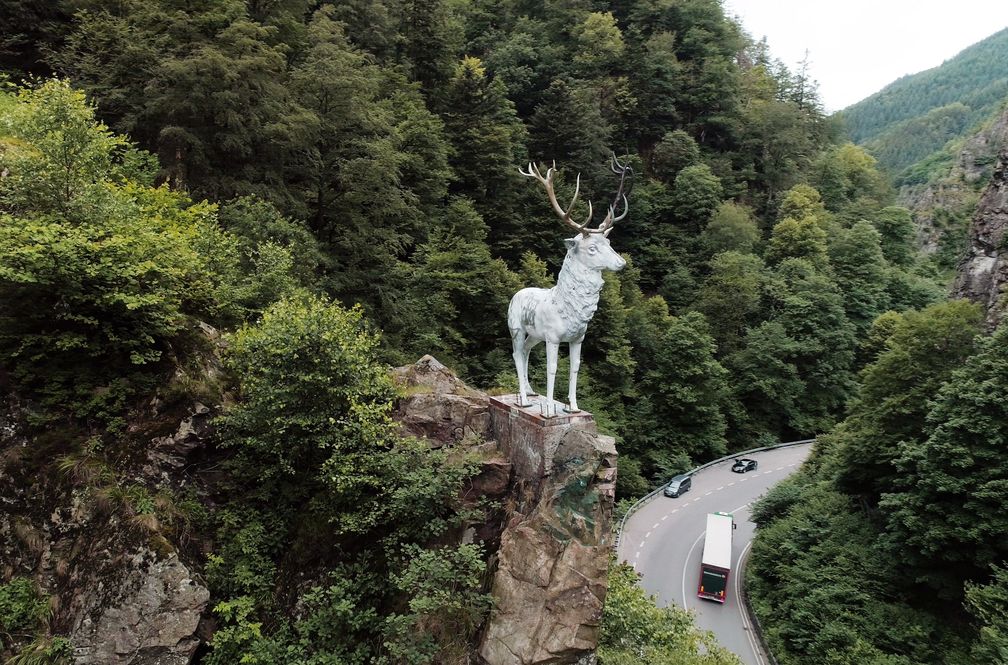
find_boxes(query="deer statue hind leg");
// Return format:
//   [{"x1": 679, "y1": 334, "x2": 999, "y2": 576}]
[
  {"x1": 567, "y1": 337, "x2": 583, "y2": 412},
  {"x1": 523, "y1": 337, "x2": 541, "y2": 396}
]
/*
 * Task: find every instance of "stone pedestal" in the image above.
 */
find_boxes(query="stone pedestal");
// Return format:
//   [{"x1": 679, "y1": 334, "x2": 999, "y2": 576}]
[
  {"x1": 489, "y1": 395, "x2": 596, "y2": 494},
  {"x1": 480, "y1": 395, "x2": 617, "y2": 665}
]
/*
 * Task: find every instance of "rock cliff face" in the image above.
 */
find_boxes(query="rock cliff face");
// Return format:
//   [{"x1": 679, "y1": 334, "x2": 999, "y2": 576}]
[
  {"x1": 952, "y1": 148, "x2": 1008, "y2": 328},
  {"x1": 393, "y1": 356, "x2": 617, "y2": 665},
  {"x1": 1, "y1": 353, "x2": 614, "y2": 665},
  {"x1": 899, "y1": 108, "x2": 1008, "y2": 254},
  {"x1": 0, "y1": 398, "x2": 213, "y2": 665}
]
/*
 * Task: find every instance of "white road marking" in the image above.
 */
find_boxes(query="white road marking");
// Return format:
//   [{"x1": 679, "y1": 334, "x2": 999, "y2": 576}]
[
  {"x1": 740, "y1": 477, "x2": 749, "y2": 482},
  {"x1": 736, "y1": 540, "x2": 766, "y2": 665},
  {"x1": 653, "y1": 522, "x2": 660, "y2": 529},
  {"x1": 727, "y1": 482, "x2": 735, "y2": 487},
  {"x1": 661, "y1": 515, "x2": 669, "y2": 521},
  {"x1": 682, "y1": 530, "x2": 707, "y2": 607},
  {"x1": 645, "y1": 531, "x2": 652, "y2": 539},
  {"x1": 775, "y1": 466, "x2": 785, "y2": 471},
  {"x1": 717, "y1": 486, "x2": 724, "y2": 491},
  {"x1": 704, "y1": 491, "x2": 713, "y2": 496}
]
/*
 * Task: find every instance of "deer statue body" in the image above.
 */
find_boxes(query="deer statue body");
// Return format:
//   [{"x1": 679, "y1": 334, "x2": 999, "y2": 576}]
[{"x1": 508, "y1": 157, "x2": 631, "y2": 412}]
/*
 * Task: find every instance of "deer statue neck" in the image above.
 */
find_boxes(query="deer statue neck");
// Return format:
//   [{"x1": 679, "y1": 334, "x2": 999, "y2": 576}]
[{"x1": 551, "y1": 251, "x2": 606, "y2": 328}]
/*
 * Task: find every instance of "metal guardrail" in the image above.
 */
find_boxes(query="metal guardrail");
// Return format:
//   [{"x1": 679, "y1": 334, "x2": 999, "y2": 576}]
[
  {"x1": 614, "y1": 438, "x2": 815, "y2": 553},
  {"x1": 614, "y1": 437, "x2": 814, "y2": 665},
  {"x1": 739, "y1": 563, "x2": 780, "y2": 665}
]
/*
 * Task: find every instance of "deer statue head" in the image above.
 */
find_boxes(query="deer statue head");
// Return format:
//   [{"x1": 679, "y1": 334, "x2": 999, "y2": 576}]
[
  {"x1": 519, "y1": 156, "x2": 630, "y2": 275},
  {"x1": 508, "y1": 155, "x2": 632, "y2": 414}
]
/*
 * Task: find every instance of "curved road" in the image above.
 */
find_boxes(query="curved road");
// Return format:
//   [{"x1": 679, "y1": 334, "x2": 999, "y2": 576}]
[{"x1": 617, "y1": 444, "x2": 813, "y2": 665}]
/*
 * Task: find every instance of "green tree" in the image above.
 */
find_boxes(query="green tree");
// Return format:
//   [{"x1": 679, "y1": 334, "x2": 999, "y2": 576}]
[
  {"x1": 146, "y1": 19, "x2": 292, "y2": 199},
  {"x1": 870, "y1": 206, "x2": 915, "y2": 267},
  {"x1": 626, "y1": 302, "x2": 728, "y2": 475},
  {"x1": 725, "y1": 321, "x2": 803, "y2": 445},
  {"x1": 763, "y1": 259, "x2": 857, "y2": 435},
  {"x1": 0, "y1": 80, "x2": 232, "y2": 420},
  {"x1": 835, "y1": 300, "x2": 983, "y2": 501},
  {"x1": 599, "y1": 562, "x2": 740, "y2": 665},
  {"x1": 571, "y1": 12, "x2": 625, "y2": 75},
  {"x1": 966, "y1": 565, "x2": 1008, "y2": 663},
  {"x1": 219, "y1": 295, "x2": 398, "y2": 530},
  {"x1": 670, "y1": 163, "x2": 723, "y2": 231},
  {"x1": 695, "y1": 251, "x2": 765, "y2": 355},
  {"x1": 650, "y1": 129, "x2": 700, "y2": 182},
  {"x1": 879, "y1": 322, "x2": 1008, "y2": 597},
  {"x1": 828, "y1": 221, "x2": 889, "y2": 337},
  {"x1": 764, "y1": 216, "x2": 828, "y2": 267},
  {"x1": 399, "y1": 0, "x2": 459, "y2": 97},
  {"x1": 700, "y1": 201, "x2": 760, "y2": 257},
  {"x1": 441, "y1": 56, "x2": 530, "y2": 259}
]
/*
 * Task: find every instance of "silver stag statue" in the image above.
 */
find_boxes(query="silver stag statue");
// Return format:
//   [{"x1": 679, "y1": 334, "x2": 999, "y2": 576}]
[{"x1": 508, "y1": 156, "x2": 631, "y2": 413}]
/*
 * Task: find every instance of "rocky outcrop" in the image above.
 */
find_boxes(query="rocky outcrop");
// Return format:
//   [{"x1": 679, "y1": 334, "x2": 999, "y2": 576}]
[
  {"x1": 0, "y1": 395, "x2": 214, "y2": 665},
  {"x1": 392, "y1": 358, "x2": 618, "y2": 665},
  {"x1": 393, "y1": 354, "x2": 492, "y2": 446},
  {"x1": 899, "y1": 108, "x2": 1008, "y2": 254},
  {"x1": 952, "y1": 148, "x2": 1008, "y2": 328},
  {"x1": 70, "y1": 550, "x2": 208, "y2": 665},
  {"x1": 479, "y1": 423, "x2": 617, "y2": 665}
]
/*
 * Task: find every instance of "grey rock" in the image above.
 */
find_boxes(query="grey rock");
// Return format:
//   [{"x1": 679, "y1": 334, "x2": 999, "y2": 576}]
[
  {"x1": 952, "y1": 147, "x2": 1008, "y2": 328},
  {"x1": 71, "y1": 550, "x2": 209, "y2": 665}
]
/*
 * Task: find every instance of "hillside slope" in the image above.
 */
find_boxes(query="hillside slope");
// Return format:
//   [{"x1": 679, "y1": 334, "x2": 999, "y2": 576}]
[{"x1": 838, "y1": 27, "x2": 1008, "y2": 173}]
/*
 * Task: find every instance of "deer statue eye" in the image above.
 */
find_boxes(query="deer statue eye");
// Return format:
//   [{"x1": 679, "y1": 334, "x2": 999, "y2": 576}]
[{"x1": 587, "y1": 245, "x2": 598, "y2": 254}]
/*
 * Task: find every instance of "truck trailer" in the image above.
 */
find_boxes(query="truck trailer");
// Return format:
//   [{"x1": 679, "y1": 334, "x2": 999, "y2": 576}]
[{"x1": 697, "y1": 511, "x2": 734, "y2": 603}]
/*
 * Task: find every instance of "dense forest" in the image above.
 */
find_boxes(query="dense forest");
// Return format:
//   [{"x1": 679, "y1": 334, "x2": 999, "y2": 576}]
[
  {"x1": 0, "y1": 0, "x2": 984, "y2": 663},
  {"x1": 838, "y1": 27, "x2": 1008, "y2": 175},
  {"x1": 748, "y1": 302, "x2": 1008, "y2": 664}
]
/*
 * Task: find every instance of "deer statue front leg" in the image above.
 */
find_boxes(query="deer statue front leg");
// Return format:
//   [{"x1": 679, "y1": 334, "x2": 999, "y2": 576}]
[
  {"x1": 567, "y1": 337, "x2": 583, "y2": 412},
  {"x1": 511, "y1": 329, "x2": 532, "y2": 407},
  {"x1": 545, "y1": 341, "x2": 559, "y2": 411}
]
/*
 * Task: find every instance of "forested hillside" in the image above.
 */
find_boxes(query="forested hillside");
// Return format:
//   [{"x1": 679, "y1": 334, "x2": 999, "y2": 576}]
[
  {"x1": 0, "y1": 0, "x2": 961, "y2": 662},
  {"x1": 748, "y1": 301, "x2": 1008, "y2": 664},
  {"x1": 837, "y1": 27, "x2": 1008, "y2": 174}
]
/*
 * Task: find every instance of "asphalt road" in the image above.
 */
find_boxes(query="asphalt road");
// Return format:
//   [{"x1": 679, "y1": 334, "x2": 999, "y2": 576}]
[{"x1": 617, "y1": 444, "x2": 813, "y2": 665}]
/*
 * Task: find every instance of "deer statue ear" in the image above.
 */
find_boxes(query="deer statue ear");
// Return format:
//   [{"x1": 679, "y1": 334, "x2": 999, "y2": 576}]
[{"x1": 564, "y1": 237, "x2": 577, "y2": 250}]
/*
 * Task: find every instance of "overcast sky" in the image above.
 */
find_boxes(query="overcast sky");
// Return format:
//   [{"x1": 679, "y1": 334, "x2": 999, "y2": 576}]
[{"x1": 722, "y1": 0, "x2": 1008, "y2": 113}]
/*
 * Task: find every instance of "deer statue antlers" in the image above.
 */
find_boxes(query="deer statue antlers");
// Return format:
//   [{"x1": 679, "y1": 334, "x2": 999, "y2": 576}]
[{"x1": 519, "y1": 154, "x2": 632, "y2": 238}]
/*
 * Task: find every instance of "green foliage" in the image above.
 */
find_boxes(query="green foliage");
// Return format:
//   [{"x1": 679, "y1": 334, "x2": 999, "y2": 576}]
[
  {"x1": 384, "y1": 544, "x2": 492, "y2": 663},
  {"x1": 879, "y1": 323, "x2": 1008, "y2": 597},
  {"x1": 5, "y1": 636, "x2": 73, "y2": 665},
  {"x1": 694, "y1": 251, "x2": 764, "y2": 354},
  {"x1": 625, "y1": 305, "x2": 729, "y2": 476},
  {"x1": 669, "y1": 163, "x2": 723, "y2": 231},
  {"x1": 650, "y1": 129, "x2": 700, "y2": 182},
  {"x1": 765, "y1": 216, "x2": 828, "y2": 267},
  {"x1": 598, "y1": 562, "x2": 740, "y2": 665},
  {"x1": 219, "y1": 294, "x2": 397, "y2": 527},
  {"x1": 0, "y1": 578, "x2": 47, "y2": 639},
  {"x1": 0, "y1": 79, "x2": 238, "y2": 421},
  {"x1": 828, "y1": 221, "x2": 889, "y2": 336},
  {"x1": 699, "y1": 201, "x2": 760, "y2": 257},
  {"x1": 966, "y1": 565, "x2": 1008, "y2": 663},
  {"x1": 748, "y1": 474, "x2": 965, "y2": 665},
  {"x1": 835, "y1": 300, "x2": 983, "y2": 500}
]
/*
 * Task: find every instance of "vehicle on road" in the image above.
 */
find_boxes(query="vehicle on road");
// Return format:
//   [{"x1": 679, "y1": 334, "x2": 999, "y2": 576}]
[
  {"x1": 698, "y1": 512, "x2": 734, "y2": 603},
  {"x1": 663, "y1": 474, "x2": 692, "y2": 498},
  {"x1": 731, "y1": 458, "x2": 758, "y2": 473}
]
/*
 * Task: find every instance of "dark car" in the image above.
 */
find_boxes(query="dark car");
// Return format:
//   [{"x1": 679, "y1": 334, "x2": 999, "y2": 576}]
[
  {"x1": 731, "y1": 458, "x2": 758, "y2": 473},
  {"x1": 663, "y1": 473, "x2": 692, "y2": 498}
]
